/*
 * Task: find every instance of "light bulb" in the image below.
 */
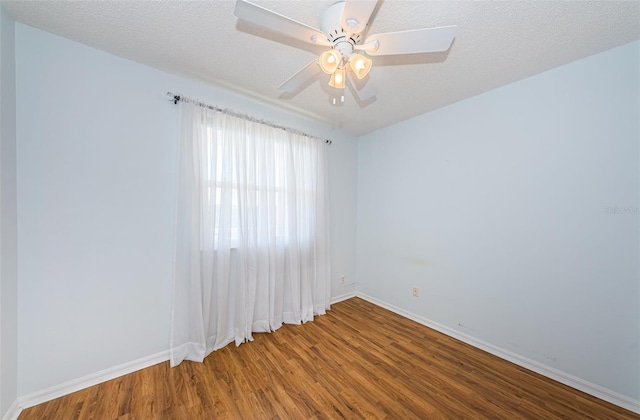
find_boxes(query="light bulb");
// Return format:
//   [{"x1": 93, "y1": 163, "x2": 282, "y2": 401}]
[
  {"x1": 328, "y1": 68, "x2": 346, "y2": 89},
  {"x1": 319, "y1": 50, "x2": 341, "y2": 74},
  {"x1": 349, "y1": 54, "x2": 372, "y2": 79}
]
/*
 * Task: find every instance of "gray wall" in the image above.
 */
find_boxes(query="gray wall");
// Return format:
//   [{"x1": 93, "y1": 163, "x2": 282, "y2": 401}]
[
  {"x1": 8, "y1": 14, "x2": 639, "y2": 410},
  {"x1": 15, "y1": 24, "x2": 358, "y2": 396},
  {"x1": 357, "y1": 41, "x2": 640, "y2": 400},
  {"x1": 0, "y1": 4, "x2": 18, "y2": 417}
]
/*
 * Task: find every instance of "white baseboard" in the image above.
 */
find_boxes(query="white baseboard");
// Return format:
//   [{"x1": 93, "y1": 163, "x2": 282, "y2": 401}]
[
  {"x1": 13, "y1": 295, "x2": 356, "y2": 411},
  {"x1": 355, "y1": 292, "x2": 640, "y2": 415},
  {"x1": 13, "y1": 294, "x2": 639, "y2": 415},
  {"x1": 330, "y1": 291, "x2": 357, "y2": 304},
  {"x1": 1, "y1": 399, "x2": 22, "y2": 420},
  {"x1": 18, "y1": 350, "x2": 169, "y2": 410},
  {"x1": 14, "y1": 296, "x2": 358, "y2": 411}
]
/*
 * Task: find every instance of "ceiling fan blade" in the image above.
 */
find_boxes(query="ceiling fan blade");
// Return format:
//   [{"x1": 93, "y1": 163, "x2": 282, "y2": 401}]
[
  {"x1": 341, "y1": 0, "x2": 378, "y2": 34},
  {"x1": 235, "y1": 0, "x2": 331, "y2": 47},
  {"x1": 278, "y1": 60, "x2": 320, "y2": 93},
  {"x1": 363, "y1": 25, "x2": 457, "y2": 56},
  {"x1": 347, "y1": 75, "x2": 376, "y2": 102}
]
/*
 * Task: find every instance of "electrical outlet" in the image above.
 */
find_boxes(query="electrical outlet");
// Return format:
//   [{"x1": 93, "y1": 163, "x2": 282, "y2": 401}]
[
  {"x1": 341, "y1": 275, "x2": 345, "y2": 284},
  {"x1": 412, "y1": 287, "x2": 419, "y2": 297}
]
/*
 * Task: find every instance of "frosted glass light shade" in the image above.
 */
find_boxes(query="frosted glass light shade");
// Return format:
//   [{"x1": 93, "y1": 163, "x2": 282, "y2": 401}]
[
  {"x1": 349, "y1": 54, "x2": 372, "y2": 79},
  {"x1": 319, "y1": 50, "x2": 342, "y2": 74},
  {"x1": 328, "y1": 68, "x2": 346, "y2": 89}
]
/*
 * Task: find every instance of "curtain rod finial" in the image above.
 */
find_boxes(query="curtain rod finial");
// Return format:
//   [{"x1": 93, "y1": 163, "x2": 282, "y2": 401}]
[{"x1": 167, "y1": 92, "x2": 180, "y2": 105}]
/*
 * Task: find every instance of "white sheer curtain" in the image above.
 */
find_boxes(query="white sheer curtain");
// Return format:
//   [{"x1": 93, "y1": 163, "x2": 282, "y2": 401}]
[{"x1": 170, "y1": 101, "x2": 331, "y2": 366}]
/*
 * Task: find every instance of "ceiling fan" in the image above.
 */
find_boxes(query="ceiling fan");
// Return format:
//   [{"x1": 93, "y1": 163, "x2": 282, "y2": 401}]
[{"x1": 234, "y1": 0, "x2": 457, "y2": 101}]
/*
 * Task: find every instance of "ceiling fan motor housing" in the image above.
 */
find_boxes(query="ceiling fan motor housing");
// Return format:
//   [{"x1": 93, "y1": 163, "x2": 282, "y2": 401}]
[{"x1": 321, "y1": 1, "x2": 363, "y2": 57}]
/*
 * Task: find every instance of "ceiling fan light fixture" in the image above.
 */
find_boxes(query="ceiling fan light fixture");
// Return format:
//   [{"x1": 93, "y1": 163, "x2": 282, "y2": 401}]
[
  {"x1": 349, "y1": 54, "x2": 372, "y2": 79},
  {"x1": 233, "y1": 0, "x2": 458, "y2": 101},
  {"x1": 328, "y1": 68, "x2": 346, "y2": 89},
  {"x1": 319, "y1": 50, "x2": 342, "y2": 74}
]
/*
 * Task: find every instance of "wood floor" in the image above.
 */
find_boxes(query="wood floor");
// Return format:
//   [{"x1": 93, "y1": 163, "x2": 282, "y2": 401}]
[{"x1": 20, "y1": 297, "x2": 638, "y2": 419}]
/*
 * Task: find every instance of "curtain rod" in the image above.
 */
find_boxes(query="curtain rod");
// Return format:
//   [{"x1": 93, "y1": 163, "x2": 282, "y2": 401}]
[{"x1": 167, "y1": 92, "x2": 332, "y2": 145}]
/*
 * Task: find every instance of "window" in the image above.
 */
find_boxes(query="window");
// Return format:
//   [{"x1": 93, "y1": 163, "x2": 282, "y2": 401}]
[
  {"x1": 201, "y1": 125, "x2": 318, "y2": 249},
  {"x1": 171, "y1": 101, "x2": 331, "y2": 365}
]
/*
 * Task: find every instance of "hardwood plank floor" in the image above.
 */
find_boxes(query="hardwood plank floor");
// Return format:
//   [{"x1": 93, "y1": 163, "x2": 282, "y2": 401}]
[{"x1": 20, "y1": 298, "x2": 639, "y2": 419}]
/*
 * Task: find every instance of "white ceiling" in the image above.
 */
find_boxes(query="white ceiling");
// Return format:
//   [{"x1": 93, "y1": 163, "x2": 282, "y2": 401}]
[{"x1": 3, "y1": 0, "x2": 639, "y2": 136}]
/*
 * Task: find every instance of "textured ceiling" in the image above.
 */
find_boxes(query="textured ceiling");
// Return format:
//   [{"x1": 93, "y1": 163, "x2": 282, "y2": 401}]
[{"x1": 3, "y1": 0, "x2": 639, "y2": 136}]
